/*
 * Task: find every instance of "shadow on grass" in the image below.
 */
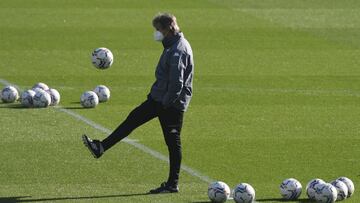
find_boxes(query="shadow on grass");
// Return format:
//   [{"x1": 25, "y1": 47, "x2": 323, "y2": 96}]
[
  {"x1": 0, "y1": 193, "x2": 150, "y2": 202},
  {"x1": 0, "y1": 196, "x2": 30, "y2": 203},
  {"x1": 256, "y1": 198, "x2": 314, "y2": 202},
  {"x1": 0, "y1": 103, "x2": 28, "y2": 109},
  {"x1": 61, "y1": 106, "x2": 86, "y2": 110},
  {"x1": 191, "y1": 198, "x2": 314, "y2": 203},
  {"x1": 0, "y1": 103, "x2": 88, "y2": 110},
  {"x1": 61, "y1": 102, "x2": 88, "y2": 109},
  {"x1": 191, "y1": 201, "x2": 211, "y2": 203}
]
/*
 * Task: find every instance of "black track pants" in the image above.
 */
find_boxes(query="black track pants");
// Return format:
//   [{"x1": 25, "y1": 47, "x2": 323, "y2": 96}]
[{"x1": 101, "y1": 97, "x2": 184, "y2": 186}]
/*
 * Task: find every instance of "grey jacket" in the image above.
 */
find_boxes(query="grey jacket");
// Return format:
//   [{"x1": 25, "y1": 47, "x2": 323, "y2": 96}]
[{"x1": 150, "y1": 32, "x2": 193, "y2": 112}]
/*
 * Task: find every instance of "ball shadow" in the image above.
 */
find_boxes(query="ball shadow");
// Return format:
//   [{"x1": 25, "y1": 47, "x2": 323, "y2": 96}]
[
  {"x1": 0, "y1": 103, "x2": 28, "y2": 109},
  {"x1": 256, "y1": 198, "x2": 314, "y2": 202},
  {"x1": 191, "y1": 198, "x2": 314, "y2": 203},
  {"x1": 62, "y1": 106, "x2": 86, "y2": 110}
]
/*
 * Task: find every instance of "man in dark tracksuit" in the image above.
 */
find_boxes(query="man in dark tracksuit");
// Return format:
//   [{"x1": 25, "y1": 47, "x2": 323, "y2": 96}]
[{"x1": 82, "y1": 13, "x2": 194, "y2": 194}]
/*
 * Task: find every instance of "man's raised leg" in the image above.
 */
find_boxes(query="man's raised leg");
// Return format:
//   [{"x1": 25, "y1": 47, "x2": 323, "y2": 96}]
[{"x1": 82, "y1": 97, "x2": 159, "y2": 158}]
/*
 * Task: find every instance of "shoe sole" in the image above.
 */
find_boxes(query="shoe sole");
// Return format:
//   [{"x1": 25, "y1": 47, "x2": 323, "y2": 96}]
[{"x1": 82, "y1": 135, "x2": 99, "y2": 159}]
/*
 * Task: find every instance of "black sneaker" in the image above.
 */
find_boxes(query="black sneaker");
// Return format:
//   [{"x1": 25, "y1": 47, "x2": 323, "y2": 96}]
[
  {"x1": 149, "y1": 182, "x2": 179, "y2": 194},
  {"x1": 82, "y1": 134, "x2": 104, "y2": 158}
]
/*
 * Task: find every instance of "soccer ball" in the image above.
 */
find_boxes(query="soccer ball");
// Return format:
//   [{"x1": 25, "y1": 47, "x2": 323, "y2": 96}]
[
  {"x1": 337, "y1": 177, "x2": 355, "y2": 197},
  {"x1": 207, "y1": 181, "x2": 231, "y2": 203},
  {"x1": 32, "y1": 82, "x2": 49, "y2": 91},
  {"x1": 280, "y1": 178, "x2": 302, "y2": 200},
  {"x1": 314, "y1": 183, "x2": 337, "y2": 203},
  {"x1": 1, "y1": 86, "x2": 19, "y2": 103},
  {"x1": 46, "y1": 88, "x2": 60, "y2": 106},
  {"x1": 91, "y1": 47, "x2": 113, "y2": 69},
  {"x1": 32, "y1": 87, "x2": 44, "y2": 93},
  {"x1": 330, "y1": 180, "x2": 348, "y2": 201},
  {"x1": 233, "y1": 183, "x2": 255, "y2": 203},
  {"x1": 80, "y1": 91, "x2": 99, "y2": 108},
  {"x1": 33, "y1": 89, "x2": 51, "y2": 108},
  {"x1": 306, "y1": 178, "x2": 326, "y2": 200},
  {"x1": 93, "y1": 85, "x2": 110, "y2": 102},
  {"x1": 21, "y1": 89, "x2": 36, "y2": 107}
]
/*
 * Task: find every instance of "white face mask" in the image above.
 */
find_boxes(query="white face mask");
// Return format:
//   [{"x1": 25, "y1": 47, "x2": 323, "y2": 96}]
[{"x1": 154, "y1": 31, "x2": 164, "y2": 42}]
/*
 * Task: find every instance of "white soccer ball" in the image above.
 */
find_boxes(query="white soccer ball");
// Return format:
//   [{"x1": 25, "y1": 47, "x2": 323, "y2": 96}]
[
  {"x1": 208, "y1": 181, "x2": 231, "y2": 203},
  {"x1": 1, "y1": 86, "x2": 19, "y2": 103},
  {"x1": 337, "y1": 177, "x2": 355, "y2": 197},
  {"x1": 233, "y1": 183, "x2": 255, "y2": 203},
  {"x1": 314, "y1": 183, "x2": 337, "y2": 203},
  {"x1": 91, "y1": 47, "x2": 114, "y2": 69},
  {"x1": 32, "y1": 82, "x2": 49, "y2": 91},
  {"x1": 93, "y1": 85, "x2": 110, "y2": 102},
  {"x1": 280, "y1": 178, "x2": 302, "y2": 200},
  {"x1": 32, "y1": 87, "x2": 44, "y2": 93},
  {"x1": 33, "y1": 89, "x2": 51, "y2": 108},
  {"x1": 330, "y1": 179, "x2": 348, "y2": 201},
  {"x1": 46, "y1": 88, "x2": 60, "y2": 106},
  {"x1": 21, "y1": 89, "x2": 36, "y2": 107},
  {"x1": 80, "y1": 91, "x2": 99, "y2": 108},
  {"x1": 306, "y1": 178, "x2": 326, "y2": 200}
]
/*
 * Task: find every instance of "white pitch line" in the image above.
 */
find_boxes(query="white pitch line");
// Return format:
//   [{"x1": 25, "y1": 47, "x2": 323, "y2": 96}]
[
  {"x1": 0, "y1": 79, "x2": 21, "y2": 90},
  {"x1": 0, "y1": 78, "x2": 214, "y2": 184},
  {"x1": 56, "y1": 107, "x2": 214, "y2": 183}
]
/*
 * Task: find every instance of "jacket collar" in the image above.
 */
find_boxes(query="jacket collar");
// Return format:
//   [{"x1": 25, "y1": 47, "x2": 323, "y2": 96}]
[{"x1": 162, "y1": 32, "x2": 183, "y2": 48}]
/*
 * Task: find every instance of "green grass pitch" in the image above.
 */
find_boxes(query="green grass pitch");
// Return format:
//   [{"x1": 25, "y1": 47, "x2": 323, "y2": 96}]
[{"x1": 0, "y1": 0, "x2": 359, "y2": 202}]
